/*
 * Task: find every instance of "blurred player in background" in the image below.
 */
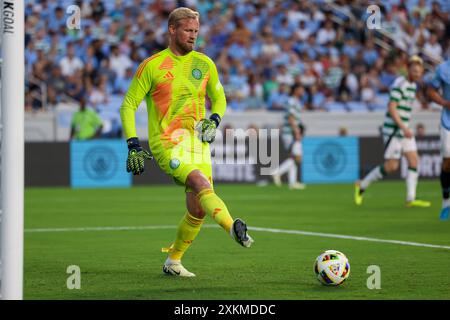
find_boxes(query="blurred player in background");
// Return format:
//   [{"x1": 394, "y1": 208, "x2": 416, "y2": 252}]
[
  {"x1": 120, "y1": 7, "x2": 253, "y2": 277},
  {"x1": 271, "y1": 84, "x2": 306, "y2": 189},
  {"x1": 355, "y1": 56, "x2": 431, "y2": 208},
  {"x1": 70, "y1": 97, "x2": 103, "y2": 140},
  {"x1": 427, "y1": 59, "x2": 450, "y2": 220}
]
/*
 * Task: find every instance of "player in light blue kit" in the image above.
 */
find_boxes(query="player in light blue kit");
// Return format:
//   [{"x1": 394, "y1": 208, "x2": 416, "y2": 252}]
[{"x1": 428, "y1": 59, "x2": 450, "y2": 220}]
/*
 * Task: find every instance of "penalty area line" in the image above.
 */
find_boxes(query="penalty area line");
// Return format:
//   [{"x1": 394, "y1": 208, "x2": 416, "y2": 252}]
[{"x1": 24, "y1": 224, "x2": 450, "y2": 251}]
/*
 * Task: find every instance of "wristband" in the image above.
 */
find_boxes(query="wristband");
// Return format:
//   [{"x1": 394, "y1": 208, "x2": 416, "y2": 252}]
[
  {"x1": 209, "y1": 113, "x2": 221, "y2": 128},
  {"x1": 127, "y1": 137, "x2": 140, "y2": 150}
]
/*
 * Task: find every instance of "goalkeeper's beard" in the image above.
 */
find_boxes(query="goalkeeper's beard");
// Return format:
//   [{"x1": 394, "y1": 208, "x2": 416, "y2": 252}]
[{"x1": 174, "y1": 38, "x2": 195, "y2": 55}]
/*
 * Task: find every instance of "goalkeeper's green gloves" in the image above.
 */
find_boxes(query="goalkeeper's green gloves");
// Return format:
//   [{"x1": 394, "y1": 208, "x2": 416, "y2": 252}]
[
  {"x1": 126, "y1": 137, "x2": 153, "y2": 175},
  {"x1": 195, "y1": 113, "x2": 221, "y2": 143}
]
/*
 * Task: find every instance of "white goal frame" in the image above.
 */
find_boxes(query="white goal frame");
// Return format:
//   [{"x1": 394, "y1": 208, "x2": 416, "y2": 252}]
[{"x1": 0, "y1": 0, "x2": 25, "y2": 300}]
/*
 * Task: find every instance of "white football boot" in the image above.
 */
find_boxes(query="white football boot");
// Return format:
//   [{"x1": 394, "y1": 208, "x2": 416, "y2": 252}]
[
  {"x1": 289, "y1": 182, "x2": 306, "y2": 190},
  {"x1": 163, "y1": 258, "x2": 196, "y2": 277},
  {"x1": 272, "y1": 174, "x2": 282, "y2": 187},
  {"x1": 230, "y1": 218, "x2": 254, "y2": 248}
]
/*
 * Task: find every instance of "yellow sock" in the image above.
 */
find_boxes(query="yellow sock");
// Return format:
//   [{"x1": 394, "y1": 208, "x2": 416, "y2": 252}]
[
  {"x1": 168, "y1": 212, "x2": 204, "y2": 261},
  {"x1": 197, "y1": 188, "x2": 233, "y2": 233}
]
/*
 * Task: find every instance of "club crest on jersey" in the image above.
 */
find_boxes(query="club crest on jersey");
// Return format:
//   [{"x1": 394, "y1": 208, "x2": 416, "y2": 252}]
[
  {"x1": 192, "y1": 68, "x2": 202, "y2": 80},
  {"x1": 169, "y1": 158, "x2": 180, "y2": 170}
]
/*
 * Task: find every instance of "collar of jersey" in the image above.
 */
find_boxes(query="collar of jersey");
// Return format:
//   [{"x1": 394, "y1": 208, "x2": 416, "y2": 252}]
[{"x1": 167, "y1": 47, "x2": 193, "y2": 61}]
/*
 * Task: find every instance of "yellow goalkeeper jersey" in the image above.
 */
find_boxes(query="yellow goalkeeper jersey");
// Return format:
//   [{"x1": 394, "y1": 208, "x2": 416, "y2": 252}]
[{"x1": 120, "y1": 48, "x2": 226, "y2": 153}]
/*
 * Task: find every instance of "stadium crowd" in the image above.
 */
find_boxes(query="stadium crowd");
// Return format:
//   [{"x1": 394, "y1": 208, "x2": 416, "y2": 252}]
[{"x1": 25, "y1": 0, "x2": 450, "y2": 129}]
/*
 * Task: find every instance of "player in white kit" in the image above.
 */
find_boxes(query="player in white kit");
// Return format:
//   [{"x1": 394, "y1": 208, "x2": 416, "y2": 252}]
[{"x1": 271, "y1": 84, "x2": 306, "y2": 190}]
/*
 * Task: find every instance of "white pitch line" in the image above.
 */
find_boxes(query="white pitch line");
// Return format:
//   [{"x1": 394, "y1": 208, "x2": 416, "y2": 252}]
[
  {"x1": 247, "y1": 227, "x2": 450, "y2": 250},
  {"x1": 25, "y1": 225, "x2": 179, "y2": 233},
  {"x1": 25, "y1": 224, "x2": 450, "y2": 250}
]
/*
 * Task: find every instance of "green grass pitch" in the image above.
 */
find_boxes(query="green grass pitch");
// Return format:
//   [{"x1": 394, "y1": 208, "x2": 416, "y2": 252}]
[{"x1": 24, "y1": 181, "x2": 450, "y2": 299}]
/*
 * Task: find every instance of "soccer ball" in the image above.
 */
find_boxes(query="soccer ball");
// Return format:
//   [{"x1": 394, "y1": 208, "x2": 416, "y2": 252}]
[{"x1": 314, "y1": 250, "x2": 350, "y2": 286}]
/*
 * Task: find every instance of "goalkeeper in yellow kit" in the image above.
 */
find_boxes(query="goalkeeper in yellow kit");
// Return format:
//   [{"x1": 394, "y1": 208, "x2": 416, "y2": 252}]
[{"x1": 120, "y1": 7, "x2": 254, "y2": 277}]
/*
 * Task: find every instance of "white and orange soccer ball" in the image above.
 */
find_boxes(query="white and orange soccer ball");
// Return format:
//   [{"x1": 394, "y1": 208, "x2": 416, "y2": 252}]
[{"x1": 314, "y1": 250, "x2": 350, "y2": 286}]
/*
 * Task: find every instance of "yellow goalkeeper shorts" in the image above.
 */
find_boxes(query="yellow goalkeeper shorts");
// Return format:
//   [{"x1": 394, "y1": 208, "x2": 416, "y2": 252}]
[{"x1": 150, "y1": 136, "x2": 213, "y2": 193}]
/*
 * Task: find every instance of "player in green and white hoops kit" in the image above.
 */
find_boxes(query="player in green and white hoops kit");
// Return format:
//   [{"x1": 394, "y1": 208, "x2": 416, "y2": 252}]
[
  {"x1": 270, "y1": 84, "x2": 306, "y2": 189},
  {"x1": 355, "y1": 56, "x2": 431, "y2": 207}
]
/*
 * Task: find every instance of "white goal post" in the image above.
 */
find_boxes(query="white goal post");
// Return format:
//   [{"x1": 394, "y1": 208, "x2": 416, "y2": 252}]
[{"x1": 0, "y1": 0, "x2": 25, "y2": 300}]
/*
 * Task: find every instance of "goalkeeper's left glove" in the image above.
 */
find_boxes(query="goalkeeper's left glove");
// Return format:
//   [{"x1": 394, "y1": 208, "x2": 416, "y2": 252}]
[
  {"x1": 195, "y1": 113, "x2": 221, "y2": 143},
  {"x1": 126, "y1": 137, "x2": 153, "y2": 175}
]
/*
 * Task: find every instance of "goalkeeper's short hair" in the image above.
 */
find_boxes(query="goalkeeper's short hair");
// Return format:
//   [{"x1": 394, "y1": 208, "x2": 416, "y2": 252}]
[{"x1": 168, "y1": 7, "x2": 200, "y2": 28}]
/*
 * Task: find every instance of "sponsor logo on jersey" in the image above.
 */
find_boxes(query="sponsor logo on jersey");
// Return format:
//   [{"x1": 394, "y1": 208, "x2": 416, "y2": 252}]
[{"x1": 163, "y1": 71, "x2": 175, "y2": 79}]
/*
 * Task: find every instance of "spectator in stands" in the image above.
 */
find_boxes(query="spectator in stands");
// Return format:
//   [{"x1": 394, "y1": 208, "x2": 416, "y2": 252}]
[
  {"x1": 298, "y1": 62, "x2": 319, "y2": 88},
  {"x1": 360, "y1": 74, "x2": 377, "y2": 106},
  {"x1": 23, "y1": 0, "x2": 450, "y2": 115},
  {"x1": 70, "y1": 98, "x2": 103, "y2": 140},
  {"x1": 273, "y1": 16, "x2": 295, "y2": 40},
  {"x1": 244, "y1": 85, "x2": 266, "y2": 110},
  {"x1": 423, "y1": 33, "x2": 443, "y2": 61},
  {"x1": 379, "y1": 61, "x2": 398, "y2": 92},
  {"x1": 109, "y1": 45, "x2": 133, "y2": 79},
  {"x1": 228, "y1": 95, "x2": 246, "y2": 112},
  {"x1": 268, "y1": 83, "x2": 291, "y2": 111},
  {"x1": 342, "y1": 37, "x2": 360, "y2": 60},
  {"x1": 316, "y1": 20, "x2": 336, "y2": 46},
  {"x1": 260, "y1": 32, "x2": 281, "y2": 60},
  {"x1": 91, "y1": 0, "x2": 106, "y2": 20},
  {"x1": 367, "y1": 68, "x2": 383, "y2": 94},
  {"x1": 362, "y1": 38, "x2": 379, "y2": 66},
  {"x1": 229, "y1": 16, "x2": 252, "y2": 44},
  {"x1": 338, "y1": 65, "x2": 359, "y2": 102},
  {"x1": 47, "y1": 66, "x2": 66, "y2": 107},
  {"x1": 275, "y1": 64, "x2": 295, "y2": 87},
  {"x1": 66, "y1": 70, "x2": 86, "y2": 101},
  {"x1": 295, "y1": 20, "x2": 311, "y2": 42},
  {"x1": 382, "y1": 11, "x2": 401, "y2": 35},
  {"x1": 242, "y1": 73, "x2": 265, "y2": 110},
  {"x1": 286, "y1": 51, "x2": 304, "y2": 77},
  {"x1": 25, "y1": 41, "x2": 38, "y2": 73},
  {"x1": 262, "y1": 71, "x2": 279, "y2": 102},
  {"x1": 59, "y1": 42, "x2": 84, "y2": 77},
  {"x1": 48, "y1": 6, "x2": 66, "y2": 33},
  {"x1": 323, "y1": 59, "x2": 344, "y2": 92},
  {"x1": 89, "y1": 76, "x2": 109, "y2": 109},
  {"x1": 114, "y1": 67, "x2": 134, "y2": 95},
  {"x1": 431, "y1": 1, "x2": 449, "y2": 26},
  {"x1": 306, "y1": 84, "x2": 326, "y2": 111},
  {"x1": 413, "y1": 0, "x2": 431, "y2": 20}
]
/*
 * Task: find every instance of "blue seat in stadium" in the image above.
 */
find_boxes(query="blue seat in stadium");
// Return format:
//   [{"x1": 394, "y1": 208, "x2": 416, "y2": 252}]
[
  {"x1": 95, "y1": 103, "x2": 109, "y2": 113},
  {"x1": 324, "y1": 102, "x2": 347, "y2": 112},
  {"x1": 369, "y1": 93, "x2": 389, "y2": 111},
  {"x1": 347, "y1": 101, "x2": 368, "y2": 112},
  {"x1": 107, "y1": 95, "x2": 124, "y2": 111}
]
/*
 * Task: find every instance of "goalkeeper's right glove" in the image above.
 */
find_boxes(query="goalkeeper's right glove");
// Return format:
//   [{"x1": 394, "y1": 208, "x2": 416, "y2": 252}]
[
  {"x1": 126, "y1": 137, "x2": 153, "y2": 175},
  {"x1": 195, "y1": 113, "x2": 221, "y2": 143}
]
